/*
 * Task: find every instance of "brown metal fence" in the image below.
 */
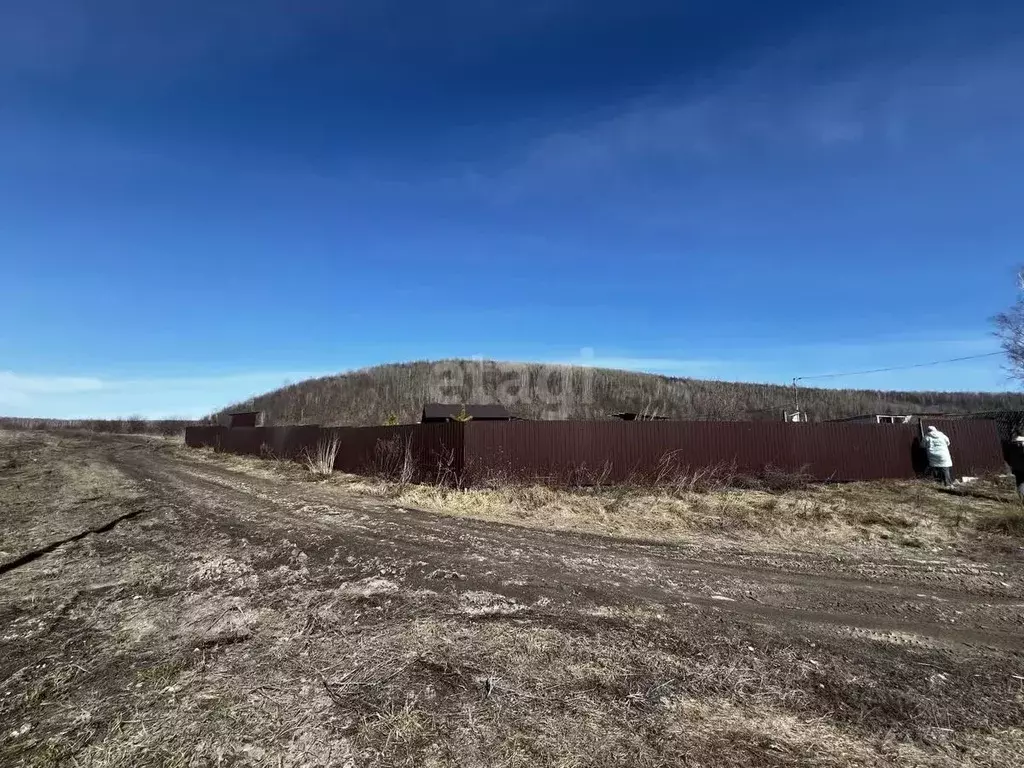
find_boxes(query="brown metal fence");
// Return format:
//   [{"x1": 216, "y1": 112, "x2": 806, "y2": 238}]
[
  {"x1": 185, "y1": 419, "x2": 1004, "y2": 485},
  {"x1": 461, "y1": 419, "x2": 1003, "y2": 483},
  {"x1": 185, "y1": 423, "x2": 463, "y2": 482}
]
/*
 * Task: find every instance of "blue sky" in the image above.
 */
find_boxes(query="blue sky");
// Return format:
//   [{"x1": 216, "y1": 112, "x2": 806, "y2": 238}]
[{"x1": 2, "y1": 0, "x2": 1023, "y2": 418}]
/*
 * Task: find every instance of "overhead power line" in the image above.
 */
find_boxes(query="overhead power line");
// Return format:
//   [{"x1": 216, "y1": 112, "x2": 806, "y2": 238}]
[{"x1": 793, "y1": 351, "x2": 1003, "y2": 384}]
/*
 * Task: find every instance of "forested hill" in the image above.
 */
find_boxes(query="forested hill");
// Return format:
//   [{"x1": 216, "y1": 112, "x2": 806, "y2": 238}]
[{"x1": 219, "y1": 360, "x2": 1024, "y2": 426}]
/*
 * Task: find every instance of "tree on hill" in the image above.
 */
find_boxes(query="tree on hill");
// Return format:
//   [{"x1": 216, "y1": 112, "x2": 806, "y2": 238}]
[
  {"x1": 217, "y1": 359, "x2": 1024, "y2": 427},
  {"x1": 995, "y1": 269, "x2": 1024, "y2": 384}
]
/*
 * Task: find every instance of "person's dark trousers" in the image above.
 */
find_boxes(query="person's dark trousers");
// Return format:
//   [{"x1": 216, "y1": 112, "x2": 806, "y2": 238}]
[{"x1": 937, "y1": 467, "x2": 952, "y2": 487}]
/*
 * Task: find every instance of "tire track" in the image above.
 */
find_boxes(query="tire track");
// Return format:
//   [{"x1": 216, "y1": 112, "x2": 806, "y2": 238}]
[{"x1": 110, "y1": 440, "x2": 1024, "y2": 651}]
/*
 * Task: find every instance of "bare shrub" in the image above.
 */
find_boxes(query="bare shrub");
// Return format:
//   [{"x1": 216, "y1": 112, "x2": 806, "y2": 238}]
[
  {"x1": 566, "y1": 461, "x2": 614, "y2": 491},
  {"x1": 455, "y1": 454, "x2": 814, "y2": 498},
  {"x1": 735, "y1": 464, "x2": 815, "y2": 493},
  {"x1": 463, "y1": 456, "x2": 507, "y2": 491},
  {"x1": 303, "y1": 433, "x2": 341, "y2": 478},
  {"x1": 432, "y1": 448, "x2": 464, "y2": 489},
  {"x1": 653, "y1": 453, "x2": 737, "y2": 494},
  {"x1": 374, "y1": 435, "x2": 416, "y2": 485}
]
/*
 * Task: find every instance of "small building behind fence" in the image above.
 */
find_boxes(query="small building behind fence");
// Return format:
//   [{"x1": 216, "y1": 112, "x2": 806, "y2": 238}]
[
  {"x1": 830, "y1": 414, "x2": 916, "y2": 425},
  {"x1": 610, "y1": 412, "x2": 670, "y2": 422},
  {"x1": 227, "y1": 411, "x2": 263, "y2": 429},
  {"x1": 421, "y1": 403, "x2": 512, "y2": 423}
]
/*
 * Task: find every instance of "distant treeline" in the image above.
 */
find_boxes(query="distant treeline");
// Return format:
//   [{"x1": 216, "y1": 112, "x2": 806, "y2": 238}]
[
  {"x1": 220, "y1": 359, "x2": 1024, "y2": 427},
  {"x1": 0, "y1": 417, "x2": 203, "y2": 436}
]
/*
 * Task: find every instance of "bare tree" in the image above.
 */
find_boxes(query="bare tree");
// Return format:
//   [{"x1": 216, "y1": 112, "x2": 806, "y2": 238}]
[
  {"x1": 995, "y1": 269, "x2": 1024, "y2": 383},
  {"x1": 216, "y1": 358, "x2": 1024, "y2": 426}
]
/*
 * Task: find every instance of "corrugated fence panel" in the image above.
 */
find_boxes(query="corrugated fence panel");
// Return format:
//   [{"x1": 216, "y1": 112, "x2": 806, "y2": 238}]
[
  {"x1": 782, "y1": 423, "x2": 906, "y2": 481},
  {"x1": 931, "y1": 419, "x2": 1004, "y2": 476},
  {"x1": 461, "y1": 420, "x2": 1005, "y2": 484},
  {"x1": 218, "y1": 427, "x2": 265, "y2": 456},
  {"x1": 277, "y1": 425, "x2": 323, "y2": 460},
  {"x1": 184, "y1": 423, "x2": 463, "y2": 481},
  {"x1": 186, "y1": 419, "x2": 1005, "y2": 485},
  {"x1": 328, "y1": 423, "x2": 464, "y2": 481},
  {"x1": 184, "y1": 425, "x2": 224, "y2": 448}
]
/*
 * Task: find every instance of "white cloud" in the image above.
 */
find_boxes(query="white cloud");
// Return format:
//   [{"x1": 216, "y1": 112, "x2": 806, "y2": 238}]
[
  {"x1": 561, "y1": 353, "x2": 721, "y2": 377},
  {"x1": 544, "y1": 336, "x2": 1010, "y2": 392},
  {"x1": 0, "y1": 372, "x2": 104, "y2": 405},
  {"x1": 503, "y1": 39, "x2": 1024, "y2": 189},
  {"x1": 0, "y1": 370, "x2": 324, "y2": 419}
]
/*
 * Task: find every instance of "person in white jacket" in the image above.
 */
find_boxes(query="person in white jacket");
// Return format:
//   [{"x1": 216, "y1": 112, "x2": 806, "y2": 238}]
[{"x1": 922, "y1": 426, "x2": 953, "y2": 487}]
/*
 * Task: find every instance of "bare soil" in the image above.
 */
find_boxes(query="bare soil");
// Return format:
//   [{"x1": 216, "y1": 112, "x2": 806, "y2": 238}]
[{"x1": 2, "y1": 431, "x2": 1024, "y2": 767}]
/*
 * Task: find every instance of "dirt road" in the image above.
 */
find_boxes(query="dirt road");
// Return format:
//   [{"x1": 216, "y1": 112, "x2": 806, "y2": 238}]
[
  {"x1": 2, "y1": 431, "x2": 1023, "y2": 767},
  {"x1": 119, "y1": 435, "x2": 1024, "y2": 651}
]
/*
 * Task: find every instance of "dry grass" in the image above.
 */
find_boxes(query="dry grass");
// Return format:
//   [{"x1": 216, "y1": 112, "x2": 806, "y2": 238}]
[
  {"x1": 4, "y1": 432, "x2": 1024, "y2": 767},
  {"x1": 976, "y1": 509, "x2": 1024, "y2": 536},
  {"x1": 20, "y1": 576, "x2": 1010, "y2": 768},
  {"x1": 332, "y1": 473, "x2": 1023, "y2": 554},
  {"x1": 177, "y1": 438, "x2": 1024, "y2": 554},
  {"x1": 0, "y1": 433, "x2": 145, "y2": 560}
]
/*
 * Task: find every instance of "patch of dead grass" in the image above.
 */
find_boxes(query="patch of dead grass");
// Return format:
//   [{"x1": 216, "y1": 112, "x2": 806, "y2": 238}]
[
  {"x1": 4, "y1": 433, "x2": 1024, "y2": 767},
  {"x1": 333, "y1": 475, "x2": 1023, "y2": 555},
  {"x1": 976, "y1": 509, "x2": 1024, "y2": 537},
  {"x1": 0, "y1": 432, "x2": 144, "y2": 561},
  {"x1": 170, "y1": 441, "x2": 1024, "y2": 554}
]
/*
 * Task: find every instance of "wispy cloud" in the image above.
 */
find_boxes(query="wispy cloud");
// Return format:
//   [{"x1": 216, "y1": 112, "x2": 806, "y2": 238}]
[
  {"x1": 0, "y1": 370, "x2": 325, "y2": 419},
  {"x1": 0, "y1": 1, "x2": 583, "y2": 81},
  {"x1": 0, "y1": 373, "x2": 104, "y2": 405},
  {"x1": 546, "y1": 335, "x2": 1009, "y2": 391},
  {"x1": 0, "y1": 2, "x2": 348, "y2": 79},
  {"x1": 561, "y1": 351, "x2": 722, "y2": 377},
  {"x1": 499, "y1": 38, "x2": 1024, "y2": 192}
]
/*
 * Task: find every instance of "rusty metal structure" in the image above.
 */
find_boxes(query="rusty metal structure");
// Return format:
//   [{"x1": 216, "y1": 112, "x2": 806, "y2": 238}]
[
  {"x1": 226, "y1": 411, "x2": 261, "y2": 428},
  {"x1": 185, "y1": 418, "x2": 1004, "y2": 485}
]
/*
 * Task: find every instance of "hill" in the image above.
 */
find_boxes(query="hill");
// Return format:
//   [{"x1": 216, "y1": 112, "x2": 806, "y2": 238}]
[{"x1": 220, "y1": 359, "x2": 1024, "y2": 426}]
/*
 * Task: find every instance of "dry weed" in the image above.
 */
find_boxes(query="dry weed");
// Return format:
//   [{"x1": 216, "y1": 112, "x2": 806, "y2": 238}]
[
  {"x1": 5, "y1": 432, "x2": 1024, "y2": 768},
  {"x1": 976, "y1": 509, "x2": 1024, "y2": 537},
  {"x1": 304, "y1": 434, "x2": 341, "y2": 478}
]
